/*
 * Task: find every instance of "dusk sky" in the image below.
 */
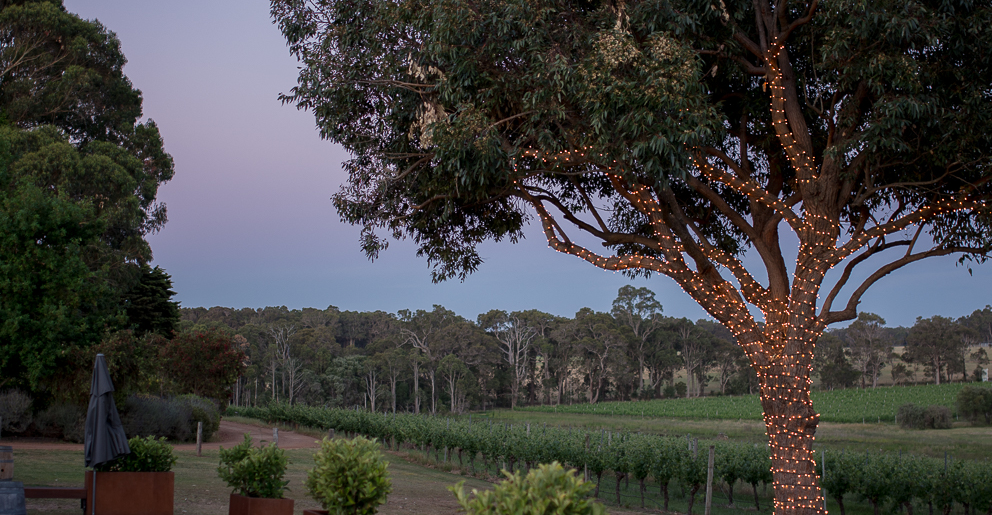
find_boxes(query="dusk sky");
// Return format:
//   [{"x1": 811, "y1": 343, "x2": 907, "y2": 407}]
[{"x1": 64, "y1": 0, "x2": 990, "y2": 327}]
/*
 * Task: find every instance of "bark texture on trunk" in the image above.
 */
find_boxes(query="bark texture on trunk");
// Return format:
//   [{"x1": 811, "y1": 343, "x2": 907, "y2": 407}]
[{"x1": 760, "y1": 365, "x2": 826, "y2": 515}]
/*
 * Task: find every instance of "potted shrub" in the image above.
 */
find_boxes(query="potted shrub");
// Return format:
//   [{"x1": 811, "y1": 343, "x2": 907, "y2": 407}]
[
  {"x1": 450, "y1": 461, "x2": 606, "y2": 515},
  {"x1": 303, "y1": 436, "x2": 391, "y2": 515},
  {"x1": 85, "y1": 435, "x2": 176, "y2": 515},
  {"x1": 219, "y1": 433, "x2": 293, "y2": 515}
]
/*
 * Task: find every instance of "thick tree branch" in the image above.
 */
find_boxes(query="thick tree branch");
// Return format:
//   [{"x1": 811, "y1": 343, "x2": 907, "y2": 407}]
[
  {"x1": 833, "y1": 198, "x2": 986, "y2": 261},
  {"x1": 774, "y1": 1, "x2": 818, "y2": 50},
  {"x1": 820, "y1": 245, "x2": 988, "y2": 326},
  {"x1": 568, "y1": 175, "x2": 610, "y2": 233},
  {"x1": 684, "y1": 174, "x2": 787, "y2": 297},
  {"x1": 819, "y1": 240, "x2": 910, "y2": 317},
  {"x1": 694, "y1": 153, "x2": 804, "y2": 232}
]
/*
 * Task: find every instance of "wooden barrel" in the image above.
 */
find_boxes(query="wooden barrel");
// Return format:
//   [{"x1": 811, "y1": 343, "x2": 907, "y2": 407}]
[
  {"x1": 0, "y1": 481, "x2": 25, "y2": 515},
  {"x1": 0, "y1": 447, "x2": 11, "y2": 481}
]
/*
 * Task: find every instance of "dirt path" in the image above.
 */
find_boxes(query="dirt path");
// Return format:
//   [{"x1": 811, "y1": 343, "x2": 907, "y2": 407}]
[
  {"x1": 174, "y1": 421, "x2": 320, "y2": 450},
  {"x1": 5, "y1": 420, "x2": 321, "y2": 451}
]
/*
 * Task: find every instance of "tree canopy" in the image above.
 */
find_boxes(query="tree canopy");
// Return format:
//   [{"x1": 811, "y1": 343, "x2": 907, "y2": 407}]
[
  {"x1": 0, "y1": 0, "x2": 174, "y2": 391},
  {"x1": 274, "y1": 0, "x2": 992, "y2": 511}
]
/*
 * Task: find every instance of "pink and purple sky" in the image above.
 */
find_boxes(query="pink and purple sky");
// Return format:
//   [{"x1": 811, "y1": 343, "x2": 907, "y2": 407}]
[{"x1": 63, "y1": 0, "x2": 990, "y2": 327}]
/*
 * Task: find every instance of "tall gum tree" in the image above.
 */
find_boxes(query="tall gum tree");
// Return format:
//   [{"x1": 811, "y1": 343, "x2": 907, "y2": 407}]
[{"x1": 272, "y1": 0, "x2": 992, "y2": 512}]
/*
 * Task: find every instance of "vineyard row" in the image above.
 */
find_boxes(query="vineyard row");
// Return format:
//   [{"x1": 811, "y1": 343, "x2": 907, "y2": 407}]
[{"x1": 227, "y1": 404, "x2": 992, "y2": 514}]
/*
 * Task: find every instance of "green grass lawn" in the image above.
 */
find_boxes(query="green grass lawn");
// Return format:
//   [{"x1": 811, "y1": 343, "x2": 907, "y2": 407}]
[
  {"x1": 13, "y1": 444, "x2": 863, "y2": 515},
  {"x1": 15, "y1": 445, "x2": 500, "y2": 515}
]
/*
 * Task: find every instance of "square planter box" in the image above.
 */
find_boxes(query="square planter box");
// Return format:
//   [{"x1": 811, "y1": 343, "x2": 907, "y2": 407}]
[
  {"x1": 228, "y1": 493, "x2": 294, "y2": 515},
  {"x1": 302, "y1": 511, "x2": 328, "y2": 515},
  {"x1": 84, "y1": 471, "x2": 174, "y2": 515}
]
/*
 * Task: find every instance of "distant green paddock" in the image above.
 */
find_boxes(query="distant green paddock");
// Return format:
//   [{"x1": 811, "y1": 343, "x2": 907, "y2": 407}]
[{"x1": 520, "y1": 383, "x2": 977, "y2": 423}]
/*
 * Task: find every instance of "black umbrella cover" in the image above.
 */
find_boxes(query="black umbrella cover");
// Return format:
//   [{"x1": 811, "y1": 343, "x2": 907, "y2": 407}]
[{"x1": 84, "y1": 354, "x2": 130, "y2": 468}]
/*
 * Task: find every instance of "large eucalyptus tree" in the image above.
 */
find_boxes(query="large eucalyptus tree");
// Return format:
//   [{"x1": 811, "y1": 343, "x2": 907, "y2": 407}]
[{"x1": 272, "y1": 0, "x2": 992, "y2": 511}]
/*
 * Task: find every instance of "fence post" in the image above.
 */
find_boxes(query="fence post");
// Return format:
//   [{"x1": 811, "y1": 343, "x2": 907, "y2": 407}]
[
  {"x1": 584, "y1": 434, "x2": 590, "y2": 482},
  {"x1": 704, "y1": 445, "x2": 715, "y2": 515},
  {"x1": 274, "y1": 427, "x2": 279, "y2": 447},
  {"x1": 329, "y1": 428, "x2": 334, "y2": 439},
  {"x1": 196, "y1": 422, "x2": 203, "y2": 457}
]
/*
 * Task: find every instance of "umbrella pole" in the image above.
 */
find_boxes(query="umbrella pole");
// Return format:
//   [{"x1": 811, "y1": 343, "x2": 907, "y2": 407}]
[{"x1": 91, "y1": 470, "x2": 96, "y2": 515}]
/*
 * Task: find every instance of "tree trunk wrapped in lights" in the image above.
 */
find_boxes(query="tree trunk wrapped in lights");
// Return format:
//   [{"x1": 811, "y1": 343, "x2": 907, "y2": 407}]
[{"x1": 271, "y1": 0, "x2": 992, "y2": 512}]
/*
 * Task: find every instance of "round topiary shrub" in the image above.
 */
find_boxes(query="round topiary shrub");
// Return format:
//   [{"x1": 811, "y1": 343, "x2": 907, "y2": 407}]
[
  {"x1": 306, "y1": 436, "x2": 391, "y2": 515},
  {"x1": 450, "y1": 461, "x2": 606, "y2": 515},
  {"x1": 218, "y1": 433, "x2": 290, "y2": 499}
]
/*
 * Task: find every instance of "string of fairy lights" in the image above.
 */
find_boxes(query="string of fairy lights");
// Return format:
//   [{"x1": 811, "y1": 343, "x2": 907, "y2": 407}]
[{"x1": 491, "y1": 27, "x2": 988, "y2": 514}]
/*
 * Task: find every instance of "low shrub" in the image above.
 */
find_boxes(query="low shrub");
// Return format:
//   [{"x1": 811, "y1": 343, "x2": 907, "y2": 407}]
[
  {"x1": 177, "y1": 394, "x2": 221, "y2": 441},
  {"x1": 898, "y1": 403, "x2": 952, "y2": 429},
  {"x1": 0, "y1": 390, "x2": 32, "y2": 434},
  {"x1": 897, "y1": 403, "x2": 926, "y2": 429},
  {"x1": 662, "y1": 385, "x2": 676, "y2": 398},
  {"x1": 95, "y1": 436, "x2": 176, "y2": 472},
  {"x1": 218, "y1": 433, "x2": 289, "y2": 499},
  {"x1": 450, "y1": 462, "x2": 606, "y2": 515},
  {"x1": 35, "y1": 403, "x2": 85, "y2": 442},
  {"x1": 924, "y1": 405, "x2": 952, "y2": 429},
  {"x1": 957, "y1": 386, "x2": 992, "y2": 425},
  {"x1": 121, "y1": 395, "x2": 193, "y2": 442},
  {"x1": 306, "y1": 436, "x2": 391, "y2": 515}
]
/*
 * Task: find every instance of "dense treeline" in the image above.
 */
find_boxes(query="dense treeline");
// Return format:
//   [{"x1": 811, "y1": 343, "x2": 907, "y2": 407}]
[
  {"x1": 229, "y1": 403, "x2": 992, "y2": 514},
  {"x1": 0, "y1": 0, "x2": 176, "y2": 394},
  {"x1": 182, "y1": 287, "x2": 992, "y2": 413}
]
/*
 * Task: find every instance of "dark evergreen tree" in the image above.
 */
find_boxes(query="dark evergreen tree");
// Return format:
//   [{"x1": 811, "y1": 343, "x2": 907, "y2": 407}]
[{"x1": 123, "y1": 264, "x2": 180, "y2": 338}]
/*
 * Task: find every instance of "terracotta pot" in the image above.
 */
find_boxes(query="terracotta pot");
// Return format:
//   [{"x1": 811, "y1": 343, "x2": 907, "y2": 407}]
[
  {"x1": 228, "y1": 493, "x2": 294, "y2": 515},
  {"x1": 83, "y1": 471, "x2": 174, "y2": 515}
]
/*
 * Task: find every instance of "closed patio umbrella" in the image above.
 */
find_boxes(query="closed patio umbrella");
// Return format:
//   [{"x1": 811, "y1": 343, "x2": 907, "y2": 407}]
[{"x1": 84, "y1": 354, "x2": 130, "y2": 514}]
